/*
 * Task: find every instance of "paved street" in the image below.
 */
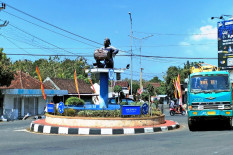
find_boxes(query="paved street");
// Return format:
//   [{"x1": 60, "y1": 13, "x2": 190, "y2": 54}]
[{"x1": 1, "y1": 109, "x2": 233, "y2": 155}]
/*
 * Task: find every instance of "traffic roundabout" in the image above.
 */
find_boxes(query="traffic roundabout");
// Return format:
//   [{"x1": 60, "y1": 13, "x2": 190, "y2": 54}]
[{"x1": 29, "y1": 114, "x2": 180, "y2": 135}]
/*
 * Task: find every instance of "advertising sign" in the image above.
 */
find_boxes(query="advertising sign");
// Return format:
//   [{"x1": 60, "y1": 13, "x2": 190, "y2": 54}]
[
  {"x1": 218, "y1": 19, "x2": 233, "y2": 70},
  {"x1": 58, "y1": 102, "x2": 64, "y2": 114},
  {"x1": 47, "y1": 104, "x2": 54, "y2": 113},
  {"x1": 122, "y1": 105, "x2": 141, "y2": 115}
]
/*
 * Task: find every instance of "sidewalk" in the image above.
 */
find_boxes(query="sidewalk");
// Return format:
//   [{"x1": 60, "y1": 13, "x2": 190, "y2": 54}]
[{"x1": 30, "y1": 119, "x2": 180, "y2": 135}]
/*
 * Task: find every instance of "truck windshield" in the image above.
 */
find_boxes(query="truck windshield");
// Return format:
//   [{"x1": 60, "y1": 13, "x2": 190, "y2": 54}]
[{"x1": 190, "y1": 75, "x2": 230, "y2": 93}]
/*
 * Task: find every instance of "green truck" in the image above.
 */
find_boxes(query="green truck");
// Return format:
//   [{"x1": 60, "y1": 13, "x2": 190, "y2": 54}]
[{"x1": 187, "y1": 71, "x2": 233, "y2": 131}]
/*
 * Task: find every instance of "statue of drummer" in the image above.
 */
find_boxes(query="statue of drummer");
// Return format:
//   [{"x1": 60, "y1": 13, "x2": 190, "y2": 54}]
[{"x1": 94, "y1": 38, "x2": 119, "y2": 68}]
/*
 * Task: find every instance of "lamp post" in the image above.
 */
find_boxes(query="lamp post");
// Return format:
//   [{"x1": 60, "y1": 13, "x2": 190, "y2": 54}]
[
  {"x1": 211, "y1": 15, "x2": 233, "y2": 20},
  {"x1": 132, "y1": 35, "x2": 153, "y2": 89},
  {"x1": 129, "y1": 12, "x2": 133, "y2": 96}
]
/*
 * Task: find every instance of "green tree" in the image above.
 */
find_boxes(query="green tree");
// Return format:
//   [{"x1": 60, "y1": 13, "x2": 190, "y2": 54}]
[
  {"x1": 165, "y1": 66, "x2": 180, "y2": 99},
  {"x1": 11, "y1": 56, "x2": 92, "y2": 83},
  {"x1": 114, "y1": 85, "x2": 122, "y2": 103},
  {"x1": 146, "y1": 84, "x2": 155, "y2": 96},
  {"x1": 149, "y1": 76, "x2": 161, "y2": 83},
  {"x1": 132, "y1": 83, "x2": 140, "y2": 95},
  {"x1": 155, "y1": 81, "x2": 166, "y2": 95},
  {"x1": 141, "y1": 92, "x2": 149, "y2": 101},
  {"x1": 0, "y1": 48, "x2": 14, "y2": 87}
]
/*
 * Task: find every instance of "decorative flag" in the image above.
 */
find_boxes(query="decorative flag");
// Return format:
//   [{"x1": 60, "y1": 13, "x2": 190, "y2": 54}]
[
  {"x1": 89, "y1": 78, "x2": 98, "y2": 101},
  {"x1": 36, "y1": 66, "x2": 46, "y2": 100},
  {"x1": 177, "y1": 74, "x2": 182, "y2": 105},
  {"x1": 173, "y1": 79, "x2": 177, "y2": 99},
  {"x1": 127, "y1": 85, "x2": 131, "y2": 98},
  {"x1": 74, "y1": 69, "x2": 80, "y2": 99}
]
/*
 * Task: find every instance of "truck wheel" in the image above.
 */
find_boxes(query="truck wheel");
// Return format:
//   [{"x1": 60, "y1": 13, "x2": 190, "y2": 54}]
[
  {"x1": 188, "y1": 119, "x2": 196, "y2": 131},
  {"x1": 170, "y1": 111, "x2": 175, "y2": 116},
  {"x1": 226, "y1": 119, "x2": 232, "y2": 130}
]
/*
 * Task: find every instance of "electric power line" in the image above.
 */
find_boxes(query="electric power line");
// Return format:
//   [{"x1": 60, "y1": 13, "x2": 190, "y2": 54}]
[
  {"x1": 134, "y1": 31, "x2": 217, "y2": 36},
  {"x1": 4, "y1": 3, "x2": 103, "y2": 46},
  {"x1": 8, "y1": 23, "x2": 79, "y2": 55},
  {"x1": 2, "y1": 10, "x2": 99, "y2": 48}
]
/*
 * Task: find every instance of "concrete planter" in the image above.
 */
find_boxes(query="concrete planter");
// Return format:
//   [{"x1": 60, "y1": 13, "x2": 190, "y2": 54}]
[{"x1": 45, "y1": 114, "x2": 165, "y2": 128}]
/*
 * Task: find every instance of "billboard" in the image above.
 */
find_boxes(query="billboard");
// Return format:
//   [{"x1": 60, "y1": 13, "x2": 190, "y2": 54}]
[{"x1": 218, "y1": 19, "x2": 233, "y2": 70}]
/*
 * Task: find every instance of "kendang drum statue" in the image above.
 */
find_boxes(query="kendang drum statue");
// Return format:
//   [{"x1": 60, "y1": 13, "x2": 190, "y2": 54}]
[{"x1": 94, "y1": 38, "x2": 119, "y2": 68}]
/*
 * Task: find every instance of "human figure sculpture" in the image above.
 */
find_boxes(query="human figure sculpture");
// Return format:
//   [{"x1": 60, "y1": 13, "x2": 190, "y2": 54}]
[{"x1": 94, "y1": 38, "x2": 119, "y2": 68}]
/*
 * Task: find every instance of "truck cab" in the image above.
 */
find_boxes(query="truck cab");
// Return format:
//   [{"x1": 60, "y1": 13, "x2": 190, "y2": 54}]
[{"x1": 187, "y1": 71, "x2": 232, "y2": 130}]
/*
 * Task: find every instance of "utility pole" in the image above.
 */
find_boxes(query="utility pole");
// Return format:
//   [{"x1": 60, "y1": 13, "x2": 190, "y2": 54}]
[
  {"x1": 131, "y1": 35, "x2": 153, "y2": 89},
  {"x1": 129, "y1": 12, "x2": 133, "y2": 96}
]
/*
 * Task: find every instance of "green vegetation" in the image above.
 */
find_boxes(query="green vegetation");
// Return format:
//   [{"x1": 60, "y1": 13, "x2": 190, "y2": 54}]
[
  {"x1": 0, "y1": 48, "x2": 14, "y2": 87},
  {"x1": 11, "y1": 56, "x2": 97, "y2": 83},
  {"x1": 65, "y1": 97, "x2": 85, "y2": 106},
  {"x1": 53, "y1": 101, "x2": 162, "y2": 118}
]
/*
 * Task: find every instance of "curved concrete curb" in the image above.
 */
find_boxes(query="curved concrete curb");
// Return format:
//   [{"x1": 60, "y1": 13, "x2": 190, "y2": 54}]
[{"x1": 29, "y1": 121, "x2": 180, "y2": 135}]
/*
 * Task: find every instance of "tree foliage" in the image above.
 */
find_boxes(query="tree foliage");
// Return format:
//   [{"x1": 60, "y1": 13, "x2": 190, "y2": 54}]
[
  {"x1": 0, "y1": 48, "x2": 14, "y2": 87},
  {"x1": 114, "y1": 85, "x2": 122, "y2": 93},
  {"x1": 164, "y1": 61, "x2": 203, "y2": 99},
  {"x1": 155, "y1": 81, "x2": 166, "y2": 95},
  {"x1": 65, "y1": 97, "x2": 85, "y2": 106},
  {"x1": 149, "y1": 76, "x2": 161, "y2": 83},
  {"x1": 132, "y1": 82, "x2": 140, "y2": 95},
  {"x1": 11, "y1": 56, "x2": 94, "y2": 83},
  {"x1": 146, "y1": 84, "x2": 155, "y2": 96}
]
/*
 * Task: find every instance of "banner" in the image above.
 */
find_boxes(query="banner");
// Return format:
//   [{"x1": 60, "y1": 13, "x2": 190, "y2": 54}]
[
  {"x1": 74, "y1": 69, "x2": 80, "y2": 99},
  {"x1": 89, "y1": 78, "x2": 98, "y2": 101},
  {"x1": 173, "y1": 79, "x2": 177, "y2": 99},
  {"x1": 176, "y1": 74, "x2": 182, "y2": 105},
  {"x1": 218, "y1": 19, "x2": 233, "y2": 70},
  {"x1": 36, "y1": 66, "x2": 46, "y2": 100}
]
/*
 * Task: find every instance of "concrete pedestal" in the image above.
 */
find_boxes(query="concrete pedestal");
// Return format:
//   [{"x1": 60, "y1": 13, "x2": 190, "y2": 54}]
[
  {"x1": 85, "y1": 68, "x2": 125, "y2": 109},
  {"x1": 99, "y1": 73, "x2": 108, "y2": 108}
]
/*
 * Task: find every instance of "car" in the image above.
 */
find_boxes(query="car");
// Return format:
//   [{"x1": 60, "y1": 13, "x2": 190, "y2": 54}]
[{"x1": 108, "y1": 97, "x2": 135, "y2": 105}]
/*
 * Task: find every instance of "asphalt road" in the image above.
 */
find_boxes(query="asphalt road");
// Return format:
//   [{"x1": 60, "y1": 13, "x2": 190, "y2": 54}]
[{"x1": 1, "y1": 109, "x2": 233, "y2": 155}]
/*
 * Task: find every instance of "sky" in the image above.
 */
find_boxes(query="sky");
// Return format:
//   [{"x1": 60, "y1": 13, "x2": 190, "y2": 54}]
[{"x1": 0, "y1": 0, "x2": 232, "y2": 81}]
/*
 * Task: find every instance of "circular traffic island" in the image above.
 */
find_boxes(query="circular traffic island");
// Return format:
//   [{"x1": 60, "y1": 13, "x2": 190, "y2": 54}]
[{"x1": 30, "y1": 113, "x2": 180, "y2": 135}]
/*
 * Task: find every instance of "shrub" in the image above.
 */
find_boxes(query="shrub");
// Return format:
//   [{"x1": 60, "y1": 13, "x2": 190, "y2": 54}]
[
  {"x1": 64, "y1": 108, "x2": 76, "y2": 116},
  {"x1": 65, "y1": 97, "x2": 85, "y2": 106},
  {"x1": 77, "y1": 110, "x2": 121, "y2": 117},
  {"x1": 120, "y1": 102, "x2": 127, "y2": 105},
  {"x1": 131, "y1": 102, "x2": 144, "y2": 106}
]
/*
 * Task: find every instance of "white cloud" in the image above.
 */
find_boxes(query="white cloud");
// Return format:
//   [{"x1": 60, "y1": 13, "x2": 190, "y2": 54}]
[{"x1": 191, "y1": 25, "x2": 217, "y2": 41}]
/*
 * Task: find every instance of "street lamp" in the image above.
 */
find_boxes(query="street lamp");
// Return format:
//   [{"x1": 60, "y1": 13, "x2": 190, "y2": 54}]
[
  {"x1": 129, "y1": 12, "x2": 133, "y2": 96},
  {"x1": 131, "y1": 35, "x2": 153, "y2": 89},
  {"x1": 211, "y1": 15, "x2": 233, "y2": 20}
]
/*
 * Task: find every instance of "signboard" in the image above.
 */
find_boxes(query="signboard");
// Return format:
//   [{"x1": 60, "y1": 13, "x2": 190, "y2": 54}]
[
  {"x1": 142, "y1": 103, "x2": 149, "y2": 115},
  {"x1": 122, "y1": 105, "x2": 141, "y2": 115},
  {"x1": 137, "y1": 88, "x2": 143, "y2": 95},
  {"x1": 58, "y1": 102, "x2": 64, "y2": 114},
  {"x1": 108, "y1": 69, "x2": 114, "y2": 80},
  {"x1": 88, "y1": 72, "x2": 91, "y2": 79},
  {"x1": 218, "y1": 19, "x2": 233, "y2": 70},
  {"x1": 47, "y1": 104, "x2": 54, "y2": 113}
]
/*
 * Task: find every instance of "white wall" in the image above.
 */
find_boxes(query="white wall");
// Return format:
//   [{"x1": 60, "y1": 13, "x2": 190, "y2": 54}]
[
  {"x1": 3, "y1": 95, "x2": 14, "y2": 110},
  {"x1": 3, "y1": 95, "x2": 54, "y2": 119}
]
